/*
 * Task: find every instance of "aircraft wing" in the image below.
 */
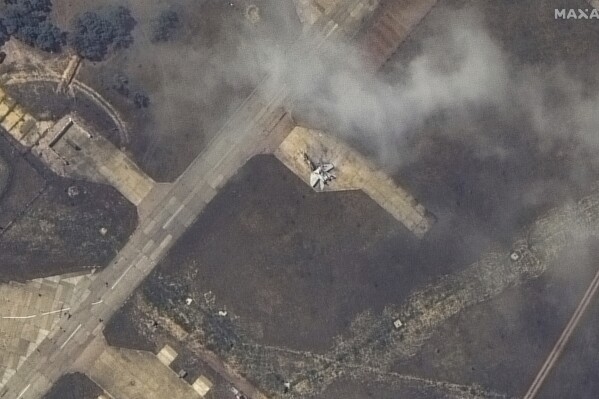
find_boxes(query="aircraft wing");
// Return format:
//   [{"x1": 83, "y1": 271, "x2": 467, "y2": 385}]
[
  {"x1": 322, "y1": 163, "x2": 334, "y2": 172},
  {"x1": 310, "y1": 172, "x2": 321, "y2": 188}
]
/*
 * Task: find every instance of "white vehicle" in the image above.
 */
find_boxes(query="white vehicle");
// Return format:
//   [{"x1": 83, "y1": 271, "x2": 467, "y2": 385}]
[{"x1": 230, "y1": 386, "x2": 247, "y2": 399}]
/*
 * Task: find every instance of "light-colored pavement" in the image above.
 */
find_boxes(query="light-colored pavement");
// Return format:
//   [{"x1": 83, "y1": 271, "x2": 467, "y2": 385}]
[
  {"x1": 50, "y1": 116, "x2": 155, "y2": 206},
  {"x1": 0, "y1": 274, "x2": 91, "y2": 388},
  {"x1": 88, "y1": 339, "x2": 202, "y2": 399},
  {"x1": 275, "y1": 126, "x2": 434, "y2": 237},
  {"x1": 0, "y1": 1, "x2": 382, "y2": 398}
]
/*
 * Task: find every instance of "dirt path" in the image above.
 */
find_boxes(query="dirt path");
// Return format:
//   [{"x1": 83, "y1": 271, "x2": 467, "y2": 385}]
[{"x1": 5, "y1": 72, "x2": 130, "y2": 144}]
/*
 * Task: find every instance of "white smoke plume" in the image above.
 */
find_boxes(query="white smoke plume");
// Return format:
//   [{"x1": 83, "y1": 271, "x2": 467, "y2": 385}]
[{"x1": 243, "y1": 6, "x2": 599, "y2": 179}]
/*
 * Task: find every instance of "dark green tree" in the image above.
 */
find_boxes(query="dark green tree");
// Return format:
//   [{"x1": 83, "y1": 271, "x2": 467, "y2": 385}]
[
  {"x1": 69, "y1": 6, "x2": 136, "y2": 61},
  {"x1": 1, "y1": 0, "x2": 65, "y2": 52}
]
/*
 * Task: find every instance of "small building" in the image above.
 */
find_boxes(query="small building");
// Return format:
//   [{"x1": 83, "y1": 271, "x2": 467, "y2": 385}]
[{"x1": 393, "y1": 319, "x2": 403, "y2": 329}]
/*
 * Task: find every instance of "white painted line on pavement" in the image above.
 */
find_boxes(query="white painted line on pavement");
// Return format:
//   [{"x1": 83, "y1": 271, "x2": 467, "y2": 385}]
[
  {"x1": 183, "y1": 180, "x2": 217, "y2": 215},
  {"x1": 162, "y1": 204, "x2": 185, "y2": 229},
  {"x1": 40, "y1": 308, "x2": 70, "y2": 316},
  {"x1": 60, "y1": 323, "x2": 81, "y2": 349},
  {"x1": 91, "y1": 321, "x2": 104, "y2": 336},
  {"x1": 3, "y1": 307, "x2": 72, "y2": 319},
  {"x1": 132, "y1": 255, "x2": 149, "y2": 271},
  {"x1": 111, "y1": 261, "x2": 136, "y2": 290},
  {"x1": 150, "y1": 234, "x2": 172, "y2": 261},
  {"x1": 16, "y1": 383, "x2": 30, "y2": 399}
]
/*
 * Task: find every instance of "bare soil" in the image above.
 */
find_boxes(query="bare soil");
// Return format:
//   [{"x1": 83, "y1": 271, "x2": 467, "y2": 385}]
[
  {"x1": 42, "y1": 372, "x2": 103, "y2": 399},
  {"x1": 105, "y1": 155, "x2": 510, "y2": 397},
  {"x1": 0, "y1": 134, "x2": 45, "y2": 230},
  {"x1": 126, "y1": 155, "x2": 446, "y2": 353},
  {"x1": 0, "y1": 132, "x2": 137, "y2": 282},
  {"x1": 310, "y1": 378, "x2": 448, "y2": 399},
  {"x1": 393, "y1": 239, "x2": 599, "y2": 398}
]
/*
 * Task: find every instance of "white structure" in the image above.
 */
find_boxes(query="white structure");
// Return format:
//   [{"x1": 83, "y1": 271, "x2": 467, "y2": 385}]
[{"x1": 393, "y1": 319, "x2": 403, "y2": 329}]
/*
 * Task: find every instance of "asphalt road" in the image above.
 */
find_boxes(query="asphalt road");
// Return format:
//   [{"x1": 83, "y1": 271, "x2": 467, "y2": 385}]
[{"x1": 0, "y1": 1, "x2": 379, "y2": 398}]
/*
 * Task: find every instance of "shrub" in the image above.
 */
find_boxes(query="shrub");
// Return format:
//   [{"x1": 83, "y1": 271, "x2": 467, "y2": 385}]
[
  {"x1": 112, "y1": 74, "x2": 130, "y2": 96},
  {"x1": 32, "y1": 20, "x2": 64, "y2": 52},
  {"x1": 1, "y1": 0, "x2": 65, "y2": 52},
  {"x1": 150, "y1": 10, "x2": 179, "y2": 43},
  {"x1": 0, "y1": 25, "x2": 7, "y2": 47},
  {"x1": 108, "y1": 6, "x2": 136, "y2": 49},
  {"x1": 0, "y1": 12, "x2": 6, "y2": 46},
  {"x1": 133, "y1": 92, "x2": 149, "y2": 108}
]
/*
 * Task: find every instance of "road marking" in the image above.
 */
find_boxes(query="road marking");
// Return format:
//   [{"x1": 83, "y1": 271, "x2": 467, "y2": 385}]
[
  {"x1": 41, "y1": 308, "x2": 70, "y2": 316},
  {"x1": 142, "y1": 219, "x2": 156, "y2": 235},
  {"x1": 16, "y1": 383, "x2": 30, "y2": 399},
  {"x1": 111, "y1": 260, "x2": 138, "y2": 290},
  {"x1": 207, "y1": 149, "x2": 235, "y2": 188},
  {"x1": 523, "y1": 264, "x2": 599, "y2": 399},
  {"x1": 3, "y1": 307, "x2": 72, "y2": 318},
  {"x1": 182, "y1": 212, "x2": 196, "y2": 227},
  {"x1": 60, "y1": 323, "x2": 82, "y2": 349},
  {"x1": 91, "y1": 300, "x2": 103, "y2": 305},
  {"x1": 162, "y1": 203, "x2": 185, "y2": 229},
  {"x1": 132, "y1": 255, "x2": 149, "y2": 271},
  {"x1": 210, "y1": 174, "x2": 225, "y2": 190},
  {"x1": 150, "y1": 234, "x2": 172, "y2": 261},
  {"x1": 186, "y1": 180, "x2": 214, "y2": 203},
  {"x1": 91, "y1": 321, "x2": 104, "y2": 336},
  {"x1": 141, "y1": 239, "x2": 155, "y2": 254}
]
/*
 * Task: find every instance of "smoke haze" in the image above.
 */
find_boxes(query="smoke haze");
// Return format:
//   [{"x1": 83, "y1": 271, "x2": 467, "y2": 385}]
[{"x1": 75, "y1": 0, "x2": 599, "y2": 240}]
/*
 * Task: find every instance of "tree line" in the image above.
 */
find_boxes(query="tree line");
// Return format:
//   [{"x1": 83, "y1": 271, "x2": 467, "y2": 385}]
[{"x1": 0, "y1": 0, "x2": 138, "y2": 61}]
